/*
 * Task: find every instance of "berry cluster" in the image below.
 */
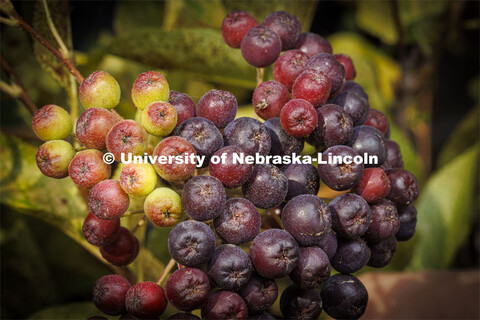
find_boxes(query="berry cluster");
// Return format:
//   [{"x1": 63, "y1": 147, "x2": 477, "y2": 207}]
[{"x1": 33, "y1": 9, "x2": 419, "y2": 320}]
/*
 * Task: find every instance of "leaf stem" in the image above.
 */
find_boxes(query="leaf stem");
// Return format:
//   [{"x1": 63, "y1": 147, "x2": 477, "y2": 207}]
[
  {"x1": 41, "y1": 0, "x2": 69, "y2": 58},
  {"x1": 156, "y1": 258, "x2": 176, "y2": 286},
  {"x1": 0, "y1": 1, "x2": 84, "y2": 84},
  {"x1": 0, "y1": 55, "x2": 38, "y2": 115}
]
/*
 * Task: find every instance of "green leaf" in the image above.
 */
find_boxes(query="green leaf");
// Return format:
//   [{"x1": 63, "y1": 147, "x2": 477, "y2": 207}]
[
  {"x1": 113, "y1": 1, "x2": 165, "y2": 35},
  {"x1": 32, "y1": 0, "x2": 73, "y2": 89},
  {"x1": 0, "y1": 133, "x2": 164, "y2": 281},
  {"x1": 28, "y1": 302, "x2": 107, "y2": 319},
  {"x1": 408, "y1": 144, "x2": 479, "y2": 270},
  {"x1": 355, "y1": 1, "x2": 397, "y2": 45},
  {"x1": 108, "y1": 28, "x2": 257, "y2": 88},
  {"x1": 163, "y1": 0, "x2": 226, "y2": 29},
  {"x1": 437, "y1": 106, "x2": 480, "y2": 167}
]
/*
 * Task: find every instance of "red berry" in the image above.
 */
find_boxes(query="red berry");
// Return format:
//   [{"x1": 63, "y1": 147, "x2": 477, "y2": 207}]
[
  {"x1": 252, "y1": 80, "x2": 290, "y2": 120},
  {"x1": 100, "y1": 227, "x2": 139, "y2": 267},
  {"x1": 364, "y1": 109, "x2": 390, "y2": 136},
  {"x1": 88, "y1": 179, "x2": 130, "y2": 220},
  {"x1": 292, "y1": 69, "x2": 331, "y2": 107},
  {"x1": 125, "y1": 282, "x2": 167, "y2": 319},
  {"x1": 241, "y1": 26, "x2": 282, "y2": 68},
  {"x1": 280, "y1": 99, "x2": 318, "y2": 137},
  {"x1": 82, "y1": 212, "x2": 120, "y2": 246},
  {"x1": 92, "y1": 274, "x2": 130, "y2": 316},
  {"x1": 273, "y1": 49, "x2": 310, "y2": 90},
  {"x1": 222, "y1": 10, "x2": 258, "y2": 48},
  {"x1": 355, "y1": 168, "x2": 392, "y2": 203},
  {"x1": 335, "y1": 54, "x2": 357, "y2": 80},
  {"x1": 295, "y1": 32, "x2": 332, "y2": 57}
]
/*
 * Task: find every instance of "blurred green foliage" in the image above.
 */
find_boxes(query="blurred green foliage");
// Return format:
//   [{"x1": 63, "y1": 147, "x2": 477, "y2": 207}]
[{"x1": 0, "y1": 0, "x2": 478, "y2": 318}]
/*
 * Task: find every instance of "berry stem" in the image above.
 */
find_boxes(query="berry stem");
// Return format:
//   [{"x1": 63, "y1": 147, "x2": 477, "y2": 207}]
[
  {"x1": 269, "y1": 209, "x2": 284, "y2": 228},
  {"x1": 156, "y1": 258, "x2": 176, "y2": 285},
  {"x1": 0, "y1": 0, "x2": 84, "y2": 84},
  {"x1": 256, "y1": 68, "x2": 264, "y2": 86},
  {"x1": 0, "y1": 55, "x2": 38, "y2": 115},
  {"x1": 130, "y1": 214, "x2": 146, "y2": 234}
]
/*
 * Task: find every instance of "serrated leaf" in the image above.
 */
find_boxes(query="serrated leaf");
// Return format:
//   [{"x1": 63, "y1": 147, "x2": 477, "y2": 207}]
[
  {"x1": 108, "y1": 28, "x2": 257, "y2": 88},
  {"x1": 0, "y1": 133, "x2": 164, "y2": 281},
  {"x1": 32, "y1": 0, "x2": 73, "y2": 89},
  {"x1": 408, "y1": 145, "x2": 479, "y2": 270}
]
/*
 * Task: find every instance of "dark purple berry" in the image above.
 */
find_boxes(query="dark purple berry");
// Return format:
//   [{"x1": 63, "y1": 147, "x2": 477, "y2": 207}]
[
  {"x1": 242, "y1": 164, "x2": 288, "y2": 209},
  {"x1": 169, "y1": 91, "x2": 196, "y2": 130},
  {"x1": 331, "y1": 238, "x2": 371, "y2": 273},
  {"x1": 311, "y1": 103, "x2": 353, "y2": 148},
  {"x1": 125, "y1": 281, "x2": 167, "y2": 319},
  {"x1": 329, "y1": 193, "x2": 372, "y2": 239},
  {"x1": 264, "y1": 118, "x2": 304, "y2": 157},
  {"x1": 208, "y1": 244, "x2": 253, "y2": 291},
  {"x1": 239, "y1": 274, "x2": 278, "y2": 314},
  {"x1": 396, "y1": 205, "x2": 417, "y2": 241},
  {"x1": 289, "y1": 247, "x2": 331, "y2": 290},
  {"x1": 317, "y1": 145, "x2": 364, "y2": 191},
  {"x1": 196, "y1": 89, "x2": 238, "y2": 128},
  {"x1": 252, "y1": 80, "x2": 290, "y2": 120},
  {"x1": 168, "y1": 313, "x2": 201, "y2": 320},
  {"x1": 386, "y1": 168, "x2": 419, "y2": 207},
  {"x1": 201, "y1": 290, "x2": 248, "y2": 320},
  {"x1": 321, "y1": 274, "x2": 368, "y2": 320},
  {"x1": 305, "y1": 53, "x2": 346, "y2": 95},
  {"x1": 343, "y1": 80, "x2": 368, "y2": 101},
  {"x1": 224, "y1": 117, "x2": 272, "y2": 156},
  {"x1": 165, "y1": 267, "x2": 210, "y2": 311},
  {"x1": 282, "y1": 194, "x2": 332, "y2": 245},
  {"x1": 214, "y1": 198, "x2": 261, "y2": 245},
  {"x1": 292, "y1": 69, "x2": 331, "y2": 108},
  {"x1": 168, "y1": 220, "x2": 216, "y2": 267},
  {"x1": 100, "y1": 227, "x2": 139, "y2": 267},
  {"x1": 261, "y1": 11, "x2": 301, "y2": 50},
  {"x1": 249, "y1": 229, "x2": 299, "y2": 279},
  {"x1": 282, "y1": 164, "x2": 319, "y2": 200},
  {"x1": 209, "y1": 145, "x2": 253, "y2": 188},
  {"x1": 386, "y1": 139, "x2": 404, "y2": 168},
  {"x1": 295, "y1": 32, "x2": 333, "y2": 57},
  {"x1": 280, "y1": 285, "x2": 322, "y2": 320},
  {"x1": 241, "y1": 26, "x2": 282, "y2": 68},
  {"x1": 368, "y1": 235, "x2": 397, "y2": 268},
  {"x1": 222, "y1": 10, "x2": 258, "y2": 48},
  {"x1": 314, "y1": 230, "x2": 337, "y2": 259},
  {"x1": 175, "y1": 117, "x2": 223, "y2": 165},
  {"x1": 182, "y1": 175, "x2": 226, "y2": 221},
  {"x1": 92, "y1": 275, "x2": 130, "y2": 316},
  {"x1": 349, "y1": 125, "x2": 387, "y2": 167},
  {"x1": 332, "y1": 90, "x2": 369, "y2": 126},
  {"x1": 364, "y1": 199, "x2": 400, "y2": 243}
]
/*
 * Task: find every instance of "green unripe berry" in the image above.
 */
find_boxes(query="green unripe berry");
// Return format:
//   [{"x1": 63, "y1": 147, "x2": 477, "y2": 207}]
[
  {"x1": 119, "y1": 163, "x2": 157, "y2": 197},
  {"x1": 36, "y1": 140, "x2": 75, "y2": 178},
  {"x1": 141, "y1": 102, "x2": 177, "y2": 136},
  {"x1": 32, "y1": 105, "x2": 72, "y2": 141},
  {"x1": 79, "y1": 71, "x2": 121, "y2": 109},
  {"x1": 131, "y1": 71, "x2": 169, "y2": 110},
  {"x1": 144, "y1": 187, "x2": 182, "y2": 227}
]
